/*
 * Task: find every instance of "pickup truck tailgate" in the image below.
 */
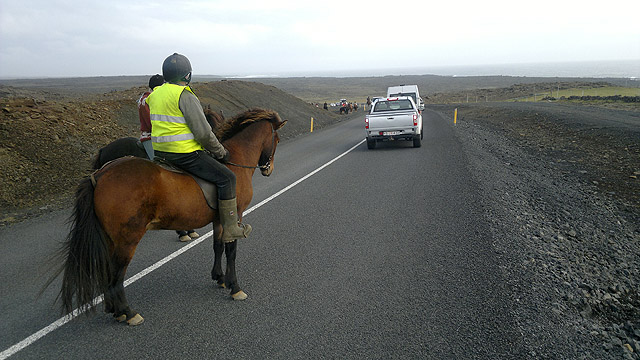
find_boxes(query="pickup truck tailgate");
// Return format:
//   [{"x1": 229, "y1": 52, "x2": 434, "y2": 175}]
[{"x1": 368, "y1": 110, "x2": 415, "y2": 130}]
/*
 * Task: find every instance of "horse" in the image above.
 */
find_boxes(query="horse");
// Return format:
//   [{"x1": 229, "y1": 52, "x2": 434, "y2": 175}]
[
  {"x1": 51, "y1": 108, "x2": 287, "y2": 325},
  {"x1": 92, "y1": 105, "x2": 225, "y2": 169},
  {"x1": 91, "y1": 107, "x2": 226, "y2": 242}
]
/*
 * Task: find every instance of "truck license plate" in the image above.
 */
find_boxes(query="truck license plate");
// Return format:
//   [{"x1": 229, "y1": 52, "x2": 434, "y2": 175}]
[{"x1": 383, "y1": 131, "x2": 399, "y2": 136}]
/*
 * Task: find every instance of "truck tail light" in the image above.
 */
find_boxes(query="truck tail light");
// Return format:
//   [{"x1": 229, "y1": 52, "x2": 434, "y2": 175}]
[
  {"x1": 365, "y1": 116, "x2": 369, "y2": 129},
  {"x1": 413, "y1": 114, "x2": 418, "y2": 126}
]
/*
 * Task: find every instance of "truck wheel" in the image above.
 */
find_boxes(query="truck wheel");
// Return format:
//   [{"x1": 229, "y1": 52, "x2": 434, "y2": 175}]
[
  {"x1": 367, "y1": 139, "x2": 376, "y2": 149},
  {"x1": 412, "y1": 135, "x2": 421, "y2": 148}
]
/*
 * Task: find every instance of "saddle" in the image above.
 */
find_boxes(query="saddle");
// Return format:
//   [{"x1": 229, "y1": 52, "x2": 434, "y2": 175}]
[{"x1": 153, "y1": 158, "x2": 218, "y2": 209}]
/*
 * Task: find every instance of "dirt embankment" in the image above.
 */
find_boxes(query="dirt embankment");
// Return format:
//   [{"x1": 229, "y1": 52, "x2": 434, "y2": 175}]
[{"x1": 0, "y1": 80, "x2": 360, "y2": 225}]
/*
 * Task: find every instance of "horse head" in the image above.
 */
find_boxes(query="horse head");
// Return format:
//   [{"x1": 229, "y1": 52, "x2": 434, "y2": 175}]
[
  {"x1": 216, "y1": 108, "x2": 286, "y2": 177},
  {"x1": 259, "y1": 116, "x2": 287, "y2": 177}
]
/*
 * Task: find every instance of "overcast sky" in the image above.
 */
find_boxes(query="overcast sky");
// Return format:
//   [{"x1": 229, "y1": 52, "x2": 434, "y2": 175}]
[{"x1": 1, "y1": 0, "x2": 639, "y2": 78}]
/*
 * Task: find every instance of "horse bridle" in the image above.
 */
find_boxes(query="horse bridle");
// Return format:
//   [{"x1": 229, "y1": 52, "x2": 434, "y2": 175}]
[{"x1": 226, "y1": 125, "x2": 277, "y2": 171}]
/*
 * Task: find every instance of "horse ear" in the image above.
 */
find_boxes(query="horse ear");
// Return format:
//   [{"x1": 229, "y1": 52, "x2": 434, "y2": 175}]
[{"x1": 275, "y1": 120, "x2": 287, "y2": 130}]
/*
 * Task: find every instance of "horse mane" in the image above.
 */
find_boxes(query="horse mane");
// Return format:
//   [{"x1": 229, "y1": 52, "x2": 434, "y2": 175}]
[
  {"x1": 215, "y1": 108, "x2": 281, "y2": 142},
  {"x1": 203, "y1": 105, "x2": 225, "y2": 131}
]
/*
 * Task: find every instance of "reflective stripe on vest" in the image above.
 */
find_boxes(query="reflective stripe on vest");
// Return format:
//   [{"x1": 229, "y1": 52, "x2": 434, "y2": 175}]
[{"x1": 147, "y1": 83, "x2": 204, "y2": 153}]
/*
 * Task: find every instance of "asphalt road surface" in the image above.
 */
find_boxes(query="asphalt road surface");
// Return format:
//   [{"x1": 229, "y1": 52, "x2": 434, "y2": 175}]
[{"x1": 1, "y1": 110, "x2": 525, "y2": 359}]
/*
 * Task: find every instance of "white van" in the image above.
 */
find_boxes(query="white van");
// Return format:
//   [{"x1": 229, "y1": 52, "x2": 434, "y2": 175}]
[{"x1": 387, "y1": 85, "x2": 424, "y2": 111}]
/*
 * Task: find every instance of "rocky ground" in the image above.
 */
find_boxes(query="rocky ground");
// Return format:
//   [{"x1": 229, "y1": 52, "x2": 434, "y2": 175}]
[
  {"x1": 0, "y1": 77, "x2": 638, "y2": 358},
  {"x1": 428, "y1": 102, "x2": 639, "y2": 359}
]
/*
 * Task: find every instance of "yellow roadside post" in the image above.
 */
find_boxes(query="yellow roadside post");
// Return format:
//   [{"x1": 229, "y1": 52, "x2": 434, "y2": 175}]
[
  {"x1": 310, "y1": 117, "x2": 314, "y2": 132},
  {"x1": 454, "y1": 108, "x2": 458, "y2": 124}
]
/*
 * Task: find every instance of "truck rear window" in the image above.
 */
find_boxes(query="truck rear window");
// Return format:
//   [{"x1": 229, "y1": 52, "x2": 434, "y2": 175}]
[
  {"x1": 373, "y1": 99, "x2": 414, "y2": 112},
  {"x1": 389, "y1": 93, "x2": 417, "y2": 104}
]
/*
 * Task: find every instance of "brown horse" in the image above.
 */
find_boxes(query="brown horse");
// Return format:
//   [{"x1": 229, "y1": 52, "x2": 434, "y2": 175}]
[{"x1": 53, "y1": 108, "x2": 286, "y2": 325}]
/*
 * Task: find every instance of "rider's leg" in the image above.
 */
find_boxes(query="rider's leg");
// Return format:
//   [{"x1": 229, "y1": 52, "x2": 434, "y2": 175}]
[{"x1": 155, "y1": 150, "x2": 251, "y2": 242}]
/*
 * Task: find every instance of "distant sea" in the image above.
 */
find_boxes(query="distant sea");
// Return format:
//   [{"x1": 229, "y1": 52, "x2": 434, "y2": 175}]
[{"x1": 234, "y1": 59, "x2": 640, "y2": 79}]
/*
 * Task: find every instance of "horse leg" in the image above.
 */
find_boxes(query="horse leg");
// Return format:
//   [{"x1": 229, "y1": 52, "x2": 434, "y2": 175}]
[
  {"x1": 104, "y1": 240, "x2": 144, "y2": 325},
  {"x1": 224, "y1": 240, "x2": 247, "y2": 300},
  {"x1": 211, "y1": 224, "x2": 226, "y2": 288}
]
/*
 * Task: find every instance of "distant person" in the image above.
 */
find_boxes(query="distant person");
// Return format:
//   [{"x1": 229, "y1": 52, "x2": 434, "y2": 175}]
[
  {"x1": 323, "y1": 102, "x2": 328, "y2": 110},
  {"x1": 147, "y1": 53, "x2": 251, "y2": 242},
  {"x1": 138, "y1": 74, "x2": 200, "y2": 243}
]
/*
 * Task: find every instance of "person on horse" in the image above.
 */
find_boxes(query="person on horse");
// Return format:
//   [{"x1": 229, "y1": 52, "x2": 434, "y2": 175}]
[
  {"x1": 139, "y1": 74, "x2": 200, "y2": 243},
  {"x1": 147, "y1": 53, "x2": 251, "y2": 242},
  {"x1": 138, "y1": 74, "x2": 165, "y2": 160}
]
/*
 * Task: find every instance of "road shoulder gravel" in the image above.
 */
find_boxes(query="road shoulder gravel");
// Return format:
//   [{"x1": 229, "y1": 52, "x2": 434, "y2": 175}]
[{"x1": 428, "y1": 103, "x2": 640, "y2": 359}]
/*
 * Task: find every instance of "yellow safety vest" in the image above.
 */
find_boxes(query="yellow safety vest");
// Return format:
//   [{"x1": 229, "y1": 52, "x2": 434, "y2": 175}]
[{"x1": 147, "y1": 83, "x2": 204, "y2": 153}]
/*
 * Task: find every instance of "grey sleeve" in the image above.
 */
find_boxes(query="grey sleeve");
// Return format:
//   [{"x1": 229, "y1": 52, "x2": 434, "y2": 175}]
[{"x1": 179, "y1": 90, "x2": 227, "y2": 159}]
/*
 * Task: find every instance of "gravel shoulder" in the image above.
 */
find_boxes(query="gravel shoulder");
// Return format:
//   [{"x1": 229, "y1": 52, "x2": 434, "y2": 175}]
[{"x1": 428, "y1": 102, "x2": 640, "y2": 359}]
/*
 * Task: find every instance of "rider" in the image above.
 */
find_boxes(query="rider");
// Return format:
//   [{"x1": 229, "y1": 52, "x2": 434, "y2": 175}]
[
  {"x1": 146, "y1": 53, "x2": 251, "y2": 242},
  {"x1": 139, "y1": 74, "x2": 200, "y2": 243},
  {"x1": 138, "y1": 74, "x2": 164, "y2": 160}
]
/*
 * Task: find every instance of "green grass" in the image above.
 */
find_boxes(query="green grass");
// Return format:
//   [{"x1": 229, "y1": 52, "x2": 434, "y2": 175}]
[{"x1": 516, "y1": 86, "x2": 640, "y2": 102}]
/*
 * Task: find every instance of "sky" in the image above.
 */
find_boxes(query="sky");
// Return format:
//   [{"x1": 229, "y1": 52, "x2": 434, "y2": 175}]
[{"x1": 0, "y1": 0, "x2": 639, "y2": 79}]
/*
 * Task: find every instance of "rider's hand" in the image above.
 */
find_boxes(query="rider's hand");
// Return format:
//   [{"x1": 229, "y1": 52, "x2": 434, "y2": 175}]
[{"x1": 219, "y1": 149, "x2": 230, "y2": 163}]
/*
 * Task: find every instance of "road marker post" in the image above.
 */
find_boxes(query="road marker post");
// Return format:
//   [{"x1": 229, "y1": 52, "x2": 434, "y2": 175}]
[
  {"x1": 454, "y1": 108, "x2": 458, "y2": 125},
  {"x1": 310, "y1": 117, "x2": 314, "y2": 132}
]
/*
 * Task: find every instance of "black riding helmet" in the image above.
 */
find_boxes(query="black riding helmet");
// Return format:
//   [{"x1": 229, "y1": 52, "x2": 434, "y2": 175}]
[
  {"x1": 148, "y1": 74, "x2": 165, "y2": 89},
  {"x1": 162, "y1": 53, "x2": 192, "y2": 85}
]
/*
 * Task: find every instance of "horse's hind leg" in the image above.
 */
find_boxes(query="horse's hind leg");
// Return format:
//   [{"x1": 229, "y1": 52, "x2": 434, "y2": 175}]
[{"x1": 104, "y1": 237, "x2": 145, "y2": 325}]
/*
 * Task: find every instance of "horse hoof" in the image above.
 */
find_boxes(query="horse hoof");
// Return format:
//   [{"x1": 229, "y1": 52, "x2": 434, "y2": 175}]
[
  {"x1": 115, "y1": 314, "x2": 127, "y2": 322},
  {"x1": 218, "y1": 282, "x2": 226, "y2": 289},
  {"x1": 232, "y1": 291, "x2": 248, "y2": 301},
  {"x1": 178, "y1": 235, "x2": 191, "y2": 242},
  {"x1": 127, "y1": 313, "x2": 144, "y2": 326},
  {"x1": 188, "y1": 231, "x2": 200, "y2": 239}
]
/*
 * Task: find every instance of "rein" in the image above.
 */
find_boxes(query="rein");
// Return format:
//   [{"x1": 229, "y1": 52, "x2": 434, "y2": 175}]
[
  {"x1": 226, "y1": 125, "x2": 276, "y2": 171},
  {"x1": 226, "y1": 161, "x2": 270, "y2": 171}
]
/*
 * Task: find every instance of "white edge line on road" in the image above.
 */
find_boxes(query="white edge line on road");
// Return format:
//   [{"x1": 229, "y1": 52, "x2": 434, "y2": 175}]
[{"x1": 0, "y1": 138, "x2": 366, "y2": 360}]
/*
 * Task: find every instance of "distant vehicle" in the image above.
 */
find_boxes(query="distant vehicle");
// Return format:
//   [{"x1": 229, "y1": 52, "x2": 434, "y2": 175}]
[
  {"x1": 369, "y1": 97, "x2": 384, "y2": 111},
  {"x1": 386, "y1": 85, "x2": 424, "y2": 111},
  {"x1": 339, "y1": 99, "x2": 351, "y2": 114},
  {"x1": 365, "y1": 96, "x2": 423, "y2": 149}
]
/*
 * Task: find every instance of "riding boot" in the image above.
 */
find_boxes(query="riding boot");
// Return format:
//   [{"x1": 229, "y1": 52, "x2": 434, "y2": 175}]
[{"x1": 218, "y1": 198, "x2": 252, "y2": 242}]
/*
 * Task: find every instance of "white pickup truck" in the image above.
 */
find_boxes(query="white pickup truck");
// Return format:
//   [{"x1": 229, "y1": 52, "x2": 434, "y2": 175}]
[{"x1": 365, "y1": 96, "x2": 423, "y2": 149}]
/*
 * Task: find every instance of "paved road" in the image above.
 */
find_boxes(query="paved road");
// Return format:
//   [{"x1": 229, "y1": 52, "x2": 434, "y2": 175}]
[{"x1": 0, "y1": 110, "x2": 524, "y2": 359}]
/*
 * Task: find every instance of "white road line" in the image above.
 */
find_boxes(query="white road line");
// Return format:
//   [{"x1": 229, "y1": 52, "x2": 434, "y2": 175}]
[{"x1": 0, "y1": 138, "x2": 365, "y2": 360}]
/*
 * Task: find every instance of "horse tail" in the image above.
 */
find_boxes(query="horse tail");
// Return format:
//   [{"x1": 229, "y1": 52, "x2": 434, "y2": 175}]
[{"x1": 58, "y1": 175, "x2": 112, "y2": 314}]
